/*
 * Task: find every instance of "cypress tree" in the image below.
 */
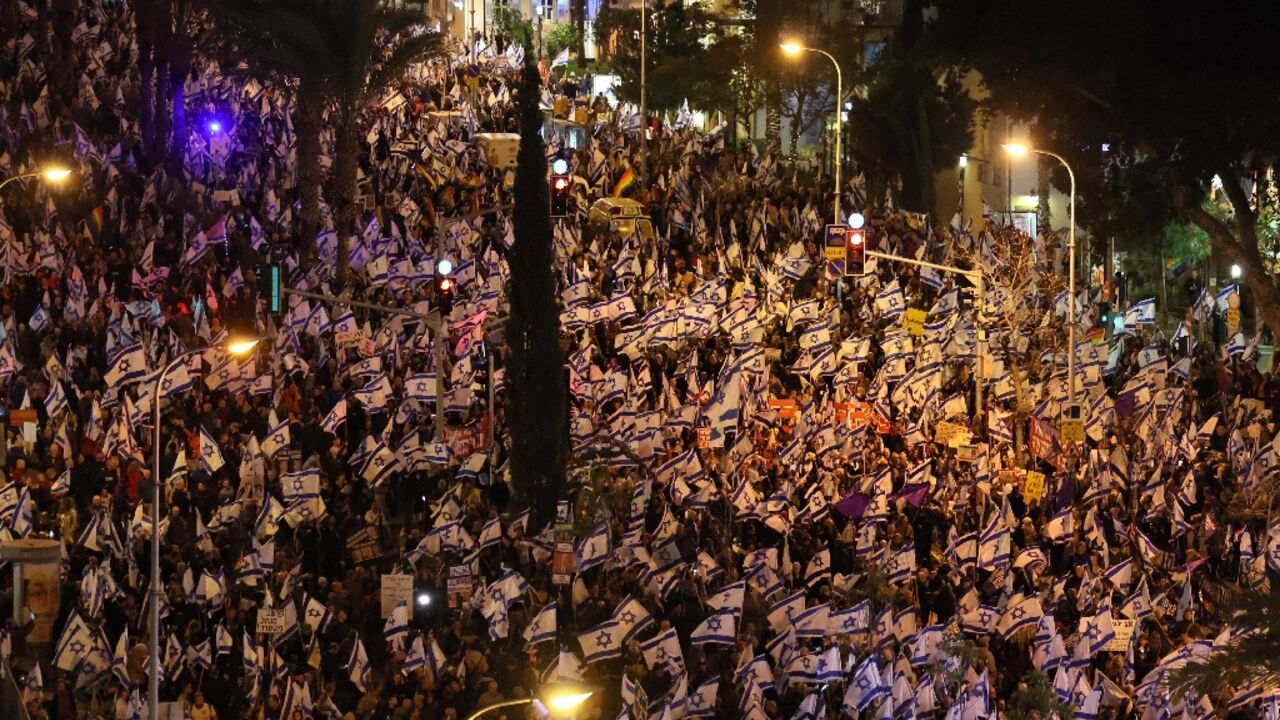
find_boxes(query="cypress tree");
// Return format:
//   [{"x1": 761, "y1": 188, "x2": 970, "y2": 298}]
[{"x1": 505, "y1": 49, "x2": 568, "y2": 532}]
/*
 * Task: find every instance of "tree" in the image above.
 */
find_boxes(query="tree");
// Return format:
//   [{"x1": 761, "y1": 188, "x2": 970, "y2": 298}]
[
  {"x1": 324, "y1": 2, "x2": 440, "y2": 279},
  {"x1": 505, "y1": 50, "x2": 568, "y2": 532},
  {"x1": 199, "y1": 0, "x2": 440, "y2": 273},
  {"x1": 925, "y1": 0, "x2": 1280, "y2": 334},
  {"x1": 1170, "y1": 583, "x2": 1280, "y2": 702},
  {"x1": 846, "y1": 52, "x2": 974, "y2": 214},
  {"x1": 594, "y1": 2, "x2": 736, "y2": 115},
  {"x1": 544, "y1": 22, "x2": 582, "y2": 68},
  {"x1": 491, "y1": 4, "x2": 533, "y2": 50},
  {"x1": 166, "y1": 0, "x2": 195, "y2": 171},
  {"x1": 136, "y1": 0, "x2": 158, "y2": 170},
  {"x1": 957, "y1": 225, "x2": 1067, "y2": 458},
  {"x1": 1005, "y1": 670, "x2": 1072, "y2": 720}
]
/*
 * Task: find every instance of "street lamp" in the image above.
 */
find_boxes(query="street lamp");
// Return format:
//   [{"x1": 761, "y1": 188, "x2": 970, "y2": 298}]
[
  {"x1": 781, "y1": 41, "x2": 843, "y2": 224},
  {"x1": 0, "y1": 165, "x2": 73, "y2": 191},
  {"x1": 464, "y1": 682, "x2": 595, "y2": 720},
  {"x1": 1002, "y1": 142, "x2": 1078, "y2": 418},
  {"x1": 149, "y1": 336, "x2": 259, "y2": 720}
]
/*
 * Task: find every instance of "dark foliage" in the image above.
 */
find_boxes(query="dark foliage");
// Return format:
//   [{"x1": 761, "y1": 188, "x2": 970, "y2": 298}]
[{"x1": 504, "y1": 50, "x2": 568, "y2": 532}]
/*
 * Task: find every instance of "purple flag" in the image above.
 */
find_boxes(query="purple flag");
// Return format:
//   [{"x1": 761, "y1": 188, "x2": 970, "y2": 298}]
[
  {"x1": 1114, "y1": 390, "x2": 1138, "y2": 418},
  {"x1": 836, "y1": 492, "x2": 870, "y2": 519},
  {"x1": 891, "y1": 482, "x2": 930, "y2": 507}
]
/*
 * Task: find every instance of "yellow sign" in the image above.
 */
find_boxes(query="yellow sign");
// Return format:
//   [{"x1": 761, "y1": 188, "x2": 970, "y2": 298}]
[
  {"x1": 1024, "y1": 471, "x2": 1046, "y2": 504},
  {"x1": 935, "y1": 420, "x2": 971, "y2": 447},
  {"x1": 825, "y1": 245, "x2": 847, "y2": 262},
  {"x1": 1060, "y1": 418, "x2": 1085, "y2": 444},
  {"x1": 903, "y1": 307, "x2": 927, "y2": 336}
]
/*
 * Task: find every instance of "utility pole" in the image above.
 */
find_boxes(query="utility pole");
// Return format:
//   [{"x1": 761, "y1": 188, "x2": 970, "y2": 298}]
[{"x1": 638, "y1": 0, "x2": 647, "y2": 190}]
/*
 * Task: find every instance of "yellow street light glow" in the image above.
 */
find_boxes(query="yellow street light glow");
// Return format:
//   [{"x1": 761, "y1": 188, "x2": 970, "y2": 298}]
[
  {"x1": 1002, "y1": 143, "x2": 1029, "y2": 157},
  {"x1": 779, "y1": 41, "x2": 805, "y2": 56},
  {"x1": 545, "y1": 691, "x2": 593, "y2": 714},
  {"x1": 41, "y1": 167, "x2": 72, "y2": 182},
  {"x1": 226, "y1": 338, "x2": 260, "y2": 356}
]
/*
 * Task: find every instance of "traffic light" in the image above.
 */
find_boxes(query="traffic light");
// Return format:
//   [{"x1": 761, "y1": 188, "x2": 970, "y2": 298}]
[
  {"x1": 550, "y1": 173, "x2": 571, "y2": 218},
  {"x1": 845, "y1": 228, "x2": 865, "y2": 276},
  {"x1": 1097, "y1": 301, "x2": 1111, "y2": 327},
  {"x1": 435, "y1": 258, "x2": 455, "y2": 314}
]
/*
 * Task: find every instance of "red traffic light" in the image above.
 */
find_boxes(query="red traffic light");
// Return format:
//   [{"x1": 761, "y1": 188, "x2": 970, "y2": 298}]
[
  {"x1": 550, "y1": 173, "x2": 571, "y2": 217},
  {"x1": 846, "y1": 228, "x2": 866, "y2": 276}
]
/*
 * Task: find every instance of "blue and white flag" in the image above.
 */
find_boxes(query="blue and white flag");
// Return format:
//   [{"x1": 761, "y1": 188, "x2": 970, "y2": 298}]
[
  {"x1": 690, "y1": 610, "x2": 736, "y2": 645},
  {"x1": 403, "y1": 636, "x2": 427, "y2": 675},
  {"x1": 685, "y1": 677, "x2": 719, "y2": 718},
  {"x1": 383, "y1": 601, "x2": 409, "y2": 647},
  {"x1": 104, "y1": 344, "x2": 147, "y2": 387},
  {"x1": 281, "y1": 469, "x2": 320, "y2": 503},
  {"x1": 842, "y1": 657, "x2": 888, "y2": 712},
  {"x1": 523, "y1": 602, "x2": 557, "y2": 646},
  {"x1": 345, "y1": 637, "x2": 370, "y2": 691},
  {"x1": 577, "y1": 524, "x2": 610, "y2": 571},
  {"x1": 767, "y1": 591, "x2": 806, "y2": 632},
  {"x1": 1124, "y1": 298, "x2": 1156, "y2": 327},
  {"x1": 578, "y1": 620, "x2": 623, "y2": 664},
  {"x1": 612, "y1": 596, "x2": 654, "y2": 643}
]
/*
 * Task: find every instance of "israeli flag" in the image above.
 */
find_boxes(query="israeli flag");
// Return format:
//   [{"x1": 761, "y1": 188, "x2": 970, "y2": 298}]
[
  {"x1": 690, "y1": 610, "x2": 736, "y2": 645},
  {"x1": 523, "y1": 602, "x2": 557, "y2": 646},
  {"x1": 1123, "y1": 298, "x2": 1156, "y2": 327}
]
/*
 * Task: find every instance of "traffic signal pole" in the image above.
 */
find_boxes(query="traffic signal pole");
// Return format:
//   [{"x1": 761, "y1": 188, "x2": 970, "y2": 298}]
[{"x1": 863, "y1": 249, "x2": 987, "y2": 418}]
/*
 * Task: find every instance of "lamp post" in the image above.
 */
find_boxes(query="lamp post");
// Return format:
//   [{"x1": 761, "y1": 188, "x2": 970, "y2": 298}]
[
  {"x1": 638, "y1": 0, "x2": 647, "y2": 191},
  {"x1": 1003, "y1": 142, "x2": 1077, "y2": 414},
  {"x1": 464, "y1": 682, "x2": 594, "y2": 720},
  {"x1": 0, "y1": 166, "x2": 73, "y2": 191},
  {"x1": 781, "y1": 41, "x2": 842, "y2": 224},
  {"x1": 149, "y1": 337, "x2": 259, "y2": 719}
]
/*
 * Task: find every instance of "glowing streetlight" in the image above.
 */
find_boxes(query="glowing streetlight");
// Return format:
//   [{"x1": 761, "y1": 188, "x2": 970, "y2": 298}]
[
  {"x1": 464, "y1": 682, "x2": 595, "y2": 720},
  {"x1": 41, "y1": 167, "x2": 72, "y2": 182},
  {"x1": 0, "y1": 165, "x2": 73, "y2": 191},
  {"x1": 545, "y1": 690, "x2": 594, "y2": 713},
  {"x1": 1004, "y1": 142, "x2": 1078, "y2": 422},
  {"x1": 781, "y1": 41, "x2": 843, "y2": 223},
  {"x1": 1001, "y1": 143, "x2": 1029, "y2": 157},
  {"x1": 226, "y1": 338, "x2": 261, "y2": 356}
]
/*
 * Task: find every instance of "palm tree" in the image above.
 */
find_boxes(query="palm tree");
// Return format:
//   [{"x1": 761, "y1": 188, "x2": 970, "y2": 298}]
[
  {"x1": 198, "y1": 0, "x2": 440, "y2": 271},
  {"x1": 167, "y1": 0, "x2": 195, "y2": 170},
  {"x1": 325, "y1": 0, "x2": 440, "y2": 279},
  {"x1": 1169, "y1": 582, "x2": 1280, "y2": 700}
]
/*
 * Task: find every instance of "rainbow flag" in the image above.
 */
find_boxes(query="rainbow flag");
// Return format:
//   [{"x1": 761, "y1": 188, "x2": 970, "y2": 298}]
[
  {"x1": 85, "y1": 206, "x2": 106, "y2": 238},
  {"x1": 1084, "y1": 326, "x2": 1105, "y2": 344},
  {"x1": 611, "y1": 166, "x2": 637, "y2": 198}
]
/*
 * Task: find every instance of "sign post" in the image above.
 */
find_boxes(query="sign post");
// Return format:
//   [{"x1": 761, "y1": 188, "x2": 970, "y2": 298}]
[
  {"x1": 551, "y1": 501, "x2": 575, "y2": 587},
  {"x1": 824, "y1": 224, "x2": 848, "y2": 280}
]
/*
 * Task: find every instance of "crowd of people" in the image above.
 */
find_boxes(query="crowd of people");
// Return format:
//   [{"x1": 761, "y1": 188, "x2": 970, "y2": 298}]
[{"x1": 0, "y1": 2, "x2": 1277, "y2": 720}]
